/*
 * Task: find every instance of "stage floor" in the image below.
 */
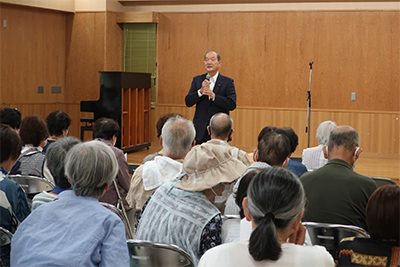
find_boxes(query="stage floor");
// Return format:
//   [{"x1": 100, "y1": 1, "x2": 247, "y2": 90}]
[{"x1": 126, "y1": 142, "x2": 400, "y2": 184}]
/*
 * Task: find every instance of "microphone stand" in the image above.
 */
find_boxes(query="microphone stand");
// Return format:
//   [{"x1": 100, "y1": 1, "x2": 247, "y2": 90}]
[{"x1": 306, "y1": 62, "x2": 313, "y2": 148}]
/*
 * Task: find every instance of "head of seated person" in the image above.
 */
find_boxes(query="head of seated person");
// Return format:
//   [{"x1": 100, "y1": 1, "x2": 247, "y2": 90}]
[
  {"x1": 366, "y1": 184, "x2": 399, "y2": 241},
  {"x1": 243, "y1": 167, "x2": 306, "y2": 261},
  {"x1": 19, "y1": 115, "x2": 49, "y2": 149},
  {"x1": 0, "y1": 124, "x2": 21, "y2": 172},
  {"x1": 255, "y1": 132, "x2": 291, "y2": 167},
  {"x1": 46, "y1": 110, "x2": 71, "y2": 139},
  {"x1": 160, "y1": 116, "x2": 196, "y2": 160},
  {"x1": 0, "y1": 108, "x2": 21, "y2": 131},
  {"x1": 93, "y1": 117, "x2": 120, "y2": 146},
  {"x1": 234, "y1": 169, "x2": 262, "y2": 219},
  {"x1": 32, "y1": 137, "x2": 81, "y2": 210},
  {"x1": 316, "y1": 120, "x2": 337, "y2": 146},
  {"x1": 207, "y1": 112, "x2": 233, "y2": 141}
]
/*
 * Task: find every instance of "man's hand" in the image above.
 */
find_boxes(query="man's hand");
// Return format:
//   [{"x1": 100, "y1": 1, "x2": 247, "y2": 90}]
[{"x1": 200, "y1": 79, "x2": 215, "y2": 99}]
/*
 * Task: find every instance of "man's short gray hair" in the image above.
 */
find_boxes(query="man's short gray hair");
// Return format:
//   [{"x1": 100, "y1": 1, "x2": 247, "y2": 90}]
[
  {"x1": 327, "y1": 126, "x2": 360, "y2": 152},
  {"x1": 65, "y1": 140, "x2": 118, "y2": 197},
  {"x1": 316, "y1": 121, "x2": 337, "y2": 145},
  {"x1": 209, "y1": 113, "x2": 233, "y2": 139},
  {"x1": 162, "y1": 116, "x2": 196, "y2": 159},
  {"x1": 204, "y1": 51, "x2": 221, "y2": 61}
]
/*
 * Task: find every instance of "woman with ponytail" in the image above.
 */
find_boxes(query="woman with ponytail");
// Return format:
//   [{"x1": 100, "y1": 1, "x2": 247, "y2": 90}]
[{"x1": 198, "y1": 167, "x2": 334, "y2": 267}]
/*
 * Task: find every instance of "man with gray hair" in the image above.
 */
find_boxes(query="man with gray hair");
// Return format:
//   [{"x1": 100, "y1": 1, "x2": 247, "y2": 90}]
[
  {"x1": 126, "y1": 116, "x2": 196, "y2": 209},
  {"x1": 11, "y1": 141, "x2": 129, "y2": 266},
  {"x1": 302, "y1": 120, "x2": 337, "y2": 171},
  {"x1": 300, "y1": 126, "x2": 377, "y2": 230},
  {"x1": 206, "y1": 113, "x2": 250, "y2": 167}
]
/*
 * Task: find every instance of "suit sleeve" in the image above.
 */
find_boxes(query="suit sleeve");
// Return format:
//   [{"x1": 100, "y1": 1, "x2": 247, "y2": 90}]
[
  {"x1": 213, "y1": 78, "x2": 237, "y2": 111},
  {"x1": 185, "y1": 77, "x2": 202, "y2": 107}
]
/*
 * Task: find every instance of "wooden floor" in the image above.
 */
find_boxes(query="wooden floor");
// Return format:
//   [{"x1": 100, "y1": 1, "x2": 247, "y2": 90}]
[{"x1": 127, "y1": 142, "x2": 400, "y2": 185}]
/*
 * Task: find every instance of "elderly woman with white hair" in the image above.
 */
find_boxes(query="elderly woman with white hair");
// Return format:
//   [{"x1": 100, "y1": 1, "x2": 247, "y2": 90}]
[
  {"x1": 198, "y1": 167, "x2": 334, "y2": 267},
  {"x1": 11, "y1": 141, "x2": 129, "y2": 267},
  {"x1": 135, "y1": 142, "x2": 248, "y2": 265},
  {"x1": 302, "y1": 120, "x2": 337, "y2": 171}
]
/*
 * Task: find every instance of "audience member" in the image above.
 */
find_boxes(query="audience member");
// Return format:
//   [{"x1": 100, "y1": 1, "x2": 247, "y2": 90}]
[
  {"x1": 225, "y1": 131, "x2": 291, "y2": 215},
  {"x1": 0, "y1": 108, "x2": 21, "y2": 131},
  {"x1": 142, "y1": 113, "x2": 181, "y2": 164},
  {"x1": 0, "y1": 125, "x2": 30, "y2": 266},
  {"x1": 31, "y1": 137, "x2": 80, "y2": 210},
  {"x1": 276, "y1": 127, "x2": 307, "y2": 177},
  {"x1": 206, "y1": 113, "x2": 251, "y2": 167},
  {"x1": 247, "y1": 126, "x2": 277, "y2": 163},
  {"x1": 11, "y1": 141, "x2": 129, "y2": 266},
  {"x1": 300, "y1": 126, "x2": 377, "y2": 230},
  {"x1": 135, "y1": 142, "x2": 248, "y2": 265},
  {"x1": 198, "y1": 167, "x2": 334, "y2": 267},
  {"x1": 302, "y1": 120, "x2": 337, "y2": 171},
  {"x1": 126, "y1": 116, "x2": 195, "y2": 210},
  {"x1": 93, "y1": 118, "x2": 131, "y2": 210},
  {"x1": 9, "y1": 115, "x2": 53, "y2": 183},
  {"x1": 42, "y1": 110, "x2": 71, "y2": 153},
  {"x1": 337, "y1": 184, "x2": 399, "y2": 266}
]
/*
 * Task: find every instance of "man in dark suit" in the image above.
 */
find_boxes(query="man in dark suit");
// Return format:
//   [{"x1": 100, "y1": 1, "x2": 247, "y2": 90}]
[{"x1": 185, "y1": 51, "x2": 237, "y2": 144}]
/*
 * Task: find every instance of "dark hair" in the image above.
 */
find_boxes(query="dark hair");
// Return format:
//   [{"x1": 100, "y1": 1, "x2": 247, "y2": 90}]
[
  {"x1": 93, "y1": 118, "x2": 120, "y2": 141},
  {"x1": 209, "y1": 113, "x2": 233, "y2": 139},
  {"x1": 156, "y1": 113, "x2": 181, "y2": 138},
  {"x1": 366, "y1": 185, "x2": 399, "y2": 240},
  {"x1": 19, "y1": 115, "x2": 49, "y2": 147},
  {"x1": 235, "y1": 169, "x2": 262, "y2": 219},
  {"x1": 247, "y1": 167, "x2": 305, "y2": 261},
  {"x1": 46, "y1": 137, "x2": 80, "y2": 189},
  {"x1": 0, "y1": 124, "x2": 21, "y2": 163},
  {"x1": 328, "y1": 126, "x2": 359, "y2": 152},
  {"x1": 0, "y1": 108, "x2": 21, "y2": 129},
  {"x1": 46, "y1": 110, "x2": 71, "y2": 136},
  {"x1": 276, "y1": 127, "x2": 299, "y2": 153},
  {"x1": 257, "y1": 132, "x2": 291, "y2": 166},
  {"x1": 257, "y1": 126, "x2": 277, "y2": 142}
]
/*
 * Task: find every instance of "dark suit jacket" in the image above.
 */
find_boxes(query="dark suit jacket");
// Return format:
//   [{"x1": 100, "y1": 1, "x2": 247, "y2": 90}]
[{"x1": 185, "y1": 73, "x2": 236, "y2": 143}]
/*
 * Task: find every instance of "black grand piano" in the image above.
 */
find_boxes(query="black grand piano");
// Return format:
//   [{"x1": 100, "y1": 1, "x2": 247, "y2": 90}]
[{"x1": 80, "y1": 71, "x2": 151, "y2": 152}]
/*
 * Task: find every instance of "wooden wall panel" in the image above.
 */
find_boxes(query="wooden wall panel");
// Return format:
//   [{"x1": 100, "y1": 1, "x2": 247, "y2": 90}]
[
  {"x1": 0, "y1": 3, "x2": 66, "y2": 104},
  {"x1": 152, "y1": 104, "x2": 400, "y2": 157},
  {"x1": 156, "y1": 11, "x2": 399, "y2": 112}
]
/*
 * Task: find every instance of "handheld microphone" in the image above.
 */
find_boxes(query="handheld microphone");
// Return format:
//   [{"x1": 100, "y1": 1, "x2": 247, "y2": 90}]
[
  {"x1": 206, "y1": 73, "x2": 211, "y2": 81},
  {"x1": 309, "y1": 62, "x2": 314, "y2": 69}
]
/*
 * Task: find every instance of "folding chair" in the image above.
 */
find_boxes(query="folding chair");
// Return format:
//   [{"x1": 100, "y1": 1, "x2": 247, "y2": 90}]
[
  {"x1": 369, "y1": 176, "x2": 396, "y2": 187},
  {"x1": 127, "y1": 239, "x2": 194, "y2": 267},
  {"x1": 7, "y1": 175, "x2": 54, "y2": 194},
  {"x1": 100, "y1": 202, "x2": 134, "y2": 239},
  {"x1": 303, "y1": 221, "x2": 370, "y2": 259}
]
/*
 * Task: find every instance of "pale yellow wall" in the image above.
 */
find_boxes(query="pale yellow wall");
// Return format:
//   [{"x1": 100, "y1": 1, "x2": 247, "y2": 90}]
[{"x1": 0, "y1": 0, "x2": 74, "y2": 12}]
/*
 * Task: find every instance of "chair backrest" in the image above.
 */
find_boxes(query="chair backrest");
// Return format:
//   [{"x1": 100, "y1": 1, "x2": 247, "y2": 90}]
[
  {"x1": 303, "y1": 221, "x2": 370, "y2": 259},
  {"x1": 100, "y1": 202, "x2": 134, "y2": 239},
  {"x1": 369, "y1": 176, "x2": 396, "y2": 187},
  {"x1": 7, "y1": 175, "x2": 54, "y2": 194},
  {"x1": 0, "y1": 227, "x2": 13, "y2": 247},
  {"x1": 127, "y1": 239, "x2": 194, "y2": 267},
  {"x1": 128, "y1": 163, "x2": 141, "y2": 175}
]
